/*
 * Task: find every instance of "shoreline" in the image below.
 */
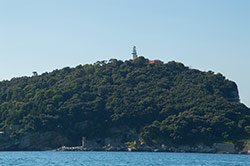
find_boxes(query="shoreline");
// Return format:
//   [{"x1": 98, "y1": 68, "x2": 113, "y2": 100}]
[
  {"x1": 53, "y1": 144, "x2": 250, "y2": 155},
  {"x1": 0, "y1": 150, "x2": 249, "y2": 155}
]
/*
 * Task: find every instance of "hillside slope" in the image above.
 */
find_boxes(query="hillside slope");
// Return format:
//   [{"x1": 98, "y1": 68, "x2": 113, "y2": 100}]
[{"x1": 0, "y1": 57, "x2": 249, "y2": 150}]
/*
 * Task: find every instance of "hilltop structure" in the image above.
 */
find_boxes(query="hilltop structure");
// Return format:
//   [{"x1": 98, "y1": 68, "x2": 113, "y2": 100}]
[
  {"x1": 146, "y1": 59, "x2": 163, "y2": 65},
  {"x1": 131, "y1": 46, "x2": 163, "y2": 64},
  {"x1": 131, "y1": 46, "x2": 138, "y2": 60}
]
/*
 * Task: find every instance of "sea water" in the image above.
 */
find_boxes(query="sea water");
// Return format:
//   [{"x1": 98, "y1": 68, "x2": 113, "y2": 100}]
[{"x1": 0, "y1": 152, "x2": 249, "y2": 166}]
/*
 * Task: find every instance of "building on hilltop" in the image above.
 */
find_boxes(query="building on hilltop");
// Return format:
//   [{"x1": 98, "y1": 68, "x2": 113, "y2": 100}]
[
  {"x1": 131, "y1": 46, "x2": 163, "y2": 64},
  {"x1": 146, "y1": 59, "x2": 163, "y2": 65},
  {"x1": 131, "y1": 46, "x2": 138, "y2": 60}
]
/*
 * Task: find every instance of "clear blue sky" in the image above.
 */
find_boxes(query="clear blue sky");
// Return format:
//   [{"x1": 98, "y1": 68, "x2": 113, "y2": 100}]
[{"x1": 0, "y1": 0, "x2": 249, "y2": 106}]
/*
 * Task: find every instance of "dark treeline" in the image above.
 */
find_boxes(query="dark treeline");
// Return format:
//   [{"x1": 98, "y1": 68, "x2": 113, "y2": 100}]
[{"x1": 0, "y1": 57, "x2": 249, "y2": 146}]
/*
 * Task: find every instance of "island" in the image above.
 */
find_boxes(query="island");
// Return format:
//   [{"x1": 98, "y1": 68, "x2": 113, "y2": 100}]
[{"x1": 0, "y1": 56, "x2": 249, "y2": 154}]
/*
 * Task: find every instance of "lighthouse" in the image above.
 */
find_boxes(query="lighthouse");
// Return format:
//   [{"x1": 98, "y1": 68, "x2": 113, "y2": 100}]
[{"x1": 131, "y1": 46, "x2": 138, "y2": 60}]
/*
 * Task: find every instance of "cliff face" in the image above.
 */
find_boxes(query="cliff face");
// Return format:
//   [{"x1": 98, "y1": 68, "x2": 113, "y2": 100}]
[
  {"x1": 0, "y1": 132, "x2": 69, "y2": 151},
  {"x1": 0, "y1": 57, "x2": 249, "y2": 151}
]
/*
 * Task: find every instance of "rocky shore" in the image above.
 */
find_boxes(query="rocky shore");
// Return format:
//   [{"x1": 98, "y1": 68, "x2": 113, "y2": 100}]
[
  {"x1": 1, "y1": 132, "x2": 250, "y2": 154},
  {"x1": 55, "y1": 142, "x2": 250, "y2": 154}
]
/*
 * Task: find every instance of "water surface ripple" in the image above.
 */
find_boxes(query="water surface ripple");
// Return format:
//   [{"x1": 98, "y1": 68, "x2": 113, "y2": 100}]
[{"x1": 0, "y1": 152, "x2": 249, "y2": 166}]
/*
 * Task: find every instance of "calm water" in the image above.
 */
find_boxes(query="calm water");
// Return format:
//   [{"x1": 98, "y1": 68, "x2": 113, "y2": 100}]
[{"x1": 0, "y1": 152, "x2": 249, "y2": 166}]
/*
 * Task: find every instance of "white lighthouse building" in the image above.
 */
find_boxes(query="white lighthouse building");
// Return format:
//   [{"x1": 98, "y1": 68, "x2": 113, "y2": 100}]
[{"x1": 131, "y1": 46, "x2": 138, "y2": 60}]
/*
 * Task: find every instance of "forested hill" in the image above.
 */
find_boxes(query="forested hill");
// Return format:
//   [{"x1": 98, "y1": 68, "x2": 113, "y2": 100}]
[{"x1": 0, "y1": 57, "x2": 250, "y2": 150}]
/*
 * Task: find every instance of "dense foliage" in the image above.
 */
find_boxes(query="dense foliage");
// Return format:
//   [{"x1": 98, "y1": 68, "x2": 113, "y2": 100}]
[{"x1": 0, "y1": 57, "x2": 249, "y2": 146}]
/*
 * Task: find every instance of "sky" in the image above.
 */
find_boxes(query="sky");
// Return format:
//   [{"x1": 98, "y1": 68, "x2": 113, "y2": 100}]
[{"x1": 0, "y1": 0, "x2": 249, "y2": 106}]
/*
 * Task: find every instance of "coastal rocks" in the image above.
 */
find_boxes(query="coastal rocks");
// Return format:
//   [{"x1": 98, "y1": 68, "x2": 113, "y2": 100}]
[
  {"x1": 213, "y1": 143, "x2": 235, "y2": 154},
  {"x1": 240, "y1": 144, "x2": 250, "y2": 154},
  {"x1": 1, "y1": 132, "x2": 250, "y2": 154},
  {"x1": 55, "y1": 140, "x2": 250, "y2": 154},
  {"x1": 0, "y1": 132, "x2": 70, "y2": 151},
  {"x1": 20, "y1": 132, "x2": 70, "y2": 150},
  {"x1": 0, "y1": 140, "x2": 19, "y2": 151},
  {"x1": 127, "y1": 143, "x2": 216, "y2": 153},
  {"x1": 56, "y1": 146, "x2": 84, "y2": 151}
]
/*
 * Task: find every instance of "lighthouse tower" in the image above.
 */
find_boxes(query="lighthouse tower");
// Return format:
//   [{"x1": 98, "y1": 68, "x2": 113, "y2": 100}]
[{"x1": 131, "y1": 46, "x2": 138, "y2": 60}]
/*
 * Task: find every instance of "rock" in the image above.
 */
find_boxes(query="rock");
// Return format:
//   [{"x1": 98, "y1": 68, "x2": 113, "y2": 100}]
[
  {"x1": 0, "y1": 132, "x2": 70, "y2": 151},
  {"x1": 213, "y1": 143, "x2": 235, "y2": 154}
]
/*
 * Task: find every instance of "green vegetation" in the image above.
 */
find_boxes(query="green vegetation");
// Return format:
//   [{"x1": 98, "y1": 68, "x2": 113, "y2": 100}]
[{"x1": 0, "y1": 57, "x2": 249, "y2": 147}]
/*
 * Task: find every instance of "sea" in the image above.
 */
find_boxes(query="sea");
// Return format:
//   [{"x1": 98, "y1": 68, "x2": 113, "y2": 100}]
[{"x1": 0, "y1": 152, "x2": 249, "y2": 166}]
